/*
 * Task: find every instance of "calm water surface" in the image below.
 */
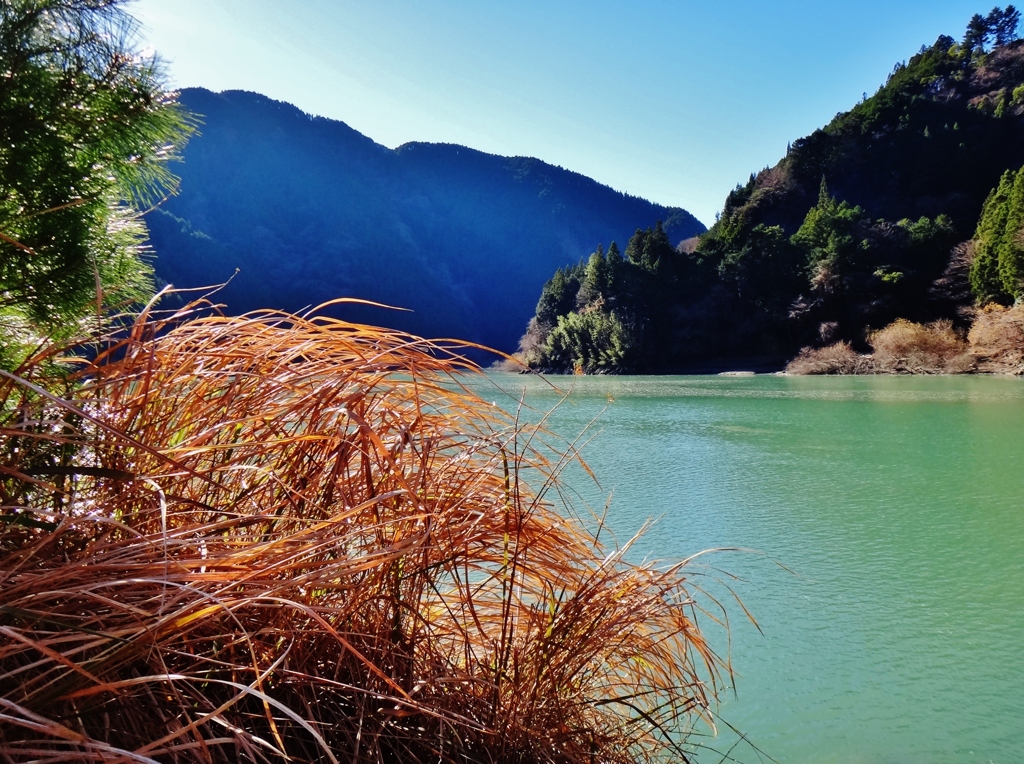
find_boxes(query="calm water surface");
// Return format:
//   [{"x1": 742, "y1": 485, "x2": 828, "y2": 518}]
[{"x1": 483, "y1": 374, "x2": 1024, "y2": 764}]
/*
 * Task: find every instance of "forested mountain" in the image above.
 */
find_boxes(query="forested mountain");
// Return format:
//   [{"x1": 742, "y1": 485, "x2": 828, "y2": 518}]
[
  {"x1": 521, "y1": 7, "x2": 1024, "y2": 373},
  {"x1": 146, "y1": 88, "x2": 703, "y2": 353}
]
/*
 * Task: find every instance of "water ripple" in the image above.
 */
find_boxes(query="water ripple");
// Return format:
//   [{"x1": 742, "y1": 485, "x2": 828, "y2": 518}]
[{"x1": 480, "y1": 373, "x2": 1024, "y2": 763}]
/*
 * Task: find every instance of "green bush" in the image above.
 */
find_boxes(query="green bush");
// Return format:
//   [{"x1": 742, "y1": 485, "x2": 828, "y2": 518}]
[{"x1": 544, "y1": 307, "x2": 636, "y2": 373}]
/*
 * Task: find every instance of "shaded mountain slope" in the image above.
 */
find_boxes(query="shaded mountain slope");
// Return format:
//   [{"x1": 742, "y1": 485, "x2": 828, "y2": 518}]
[
  {"x1": 519, "y1": 22, "x2": 1024, "y2": 373},
  {"x1": 693, "y1": 35, "x2": 1024, "y2": 354},
  {"x1": 147, "y1": 88, "x2": 703, "y2": 353},
  {"x1": 726, "y1": 38, "x2": 1024, "y2": 238}
]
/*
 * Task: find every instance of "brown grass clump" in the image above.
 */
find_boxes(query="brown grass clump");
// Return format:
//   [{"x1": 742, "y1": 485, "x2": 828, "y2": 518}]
[
  {"x1": 967, "y1": 303, "x2": 1024, "y2": 373},
  {"x1": 785, "y1": 341, "x2": 871, "y2": 375},
  {"x1": 0, "y1": 303, "x2": 728, "y2": 763},
  {"x1": 867, "y1": 318, "x2": 973, "y2": 373},
  {"x1": 786, "y1": 319, "x2": 977, "y2": 375}
]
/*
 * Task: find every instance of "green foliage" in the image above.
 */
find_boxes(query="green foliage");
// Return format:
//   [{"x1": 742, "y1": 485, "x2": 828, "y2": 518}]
[
  {"x1": 726, "y1": 176, "x2": 757, "y2": 213},
  {"x1": 898, "y1": 214, "x2": 957, "y2": 267},
  {"x1": 606, "y1": 240, "x2": 623, "y2": 267},
  {"x1": 971, "y1": 164, "x2": 1024, "y2": 302},
  {"x1": 874, "y1": 267, "x2": 905, "y2": 284},
  {"x1": 994, "y1": 90, "x2": 1010, "y2": 118},
  {"x1": 519, "y1": 223, "x2": 698, "y2": 371},
  {"x1": 604, "y1": 240, "x2": 624, "y2": 300},
  {"x1": 791, "y1": 180, "x2": 868, "y2": 273},
  {"x1": 0, "y1": 0, "x2": 192, "y2": 352},
  {"x1": 900, "y1": 213, "x2": 954, "y2": 243},
  {"x1": 535, "y1": 264, "x2": 583, "y2": 329},
  {"x1": 642, "y1": 221, "x2": 674, "y2": 272},
  {"x1": 972, "y1": 169, "x2": 1015, "y2": 302},
  {"x1": 837, "y1": 37, "x2": 962, "y2": 139},
  {"x1": 622, "y1": 222, "x2": 673, "y2": 273},
  {"x1": 624, "y1": 229, "x2": 644, "y2": 265},
  {"x1": 997, "y1": 165, "x2": 1024, "y2": 297},
  {"x1": 544, "y1": 309, "x2": 636, "y2": 372},
  {"x1": 718, "y1": 223, "x2": 803, "y2": 309},
  {"x1": 991, "y1": 5, "x2": 1021, "y2": 46},
  {"x1": 964, "y1": 13, "x2": 991, "y2": 52},
  {"x1": 578, "y1": 244, "x2": 611, "y2": 306}
]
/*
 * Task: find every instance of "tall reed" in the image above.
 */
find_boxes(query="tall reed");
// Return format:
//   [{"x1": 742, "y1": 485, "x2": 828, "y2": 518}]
[{"x1": 1, "y1": 303, "x2": 727, "y2": 763}]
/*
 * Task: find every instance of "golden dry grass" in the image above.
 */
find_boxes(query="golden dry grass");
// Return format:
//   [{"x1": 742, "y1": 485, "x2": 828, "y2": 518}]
[
  {"x1": 0, "y1": 302, "x2": 728, "y2": 763},
  {"x1": 867, "y1": 319, "x2": 973, "y2": 373},
  {"x1": 787, "y1": 319, "x2": 976, "y2": 375},
  {"x1": 967, "y1": 303, "x2": 1024, "y2": 373},
  {"x1": 785, "y1": 341, "x2": 871, "y2": 375}
]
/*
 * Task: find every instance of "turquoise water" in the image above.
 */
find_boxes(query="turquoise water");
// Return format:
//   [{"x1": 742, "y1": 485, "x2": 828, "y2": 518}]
[{"x1": 484, "y1": 374, "x2": 1024, "y2": 763}]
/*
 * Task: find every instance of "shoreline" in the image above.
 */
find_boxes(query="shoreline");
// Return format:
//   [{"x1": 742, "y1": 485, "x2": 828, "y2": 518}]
[{"x1": 512, "y1": 357, "x2": 1024, "y2": 377}]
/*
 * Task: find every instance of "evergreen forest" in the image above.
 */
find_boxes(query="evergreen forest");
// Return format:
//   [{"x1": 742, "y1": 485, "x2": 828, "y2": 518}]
[{"x1": 520, "y1": 7, "x2": 1024, "y2": 373}]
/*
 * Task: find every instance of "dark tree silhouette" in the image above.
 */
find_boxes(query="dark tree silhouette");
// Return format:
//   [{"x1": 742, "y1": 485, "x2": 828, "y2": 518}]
[{"x1": 964, "y1": 13, "x2": 990, "y2": 51}]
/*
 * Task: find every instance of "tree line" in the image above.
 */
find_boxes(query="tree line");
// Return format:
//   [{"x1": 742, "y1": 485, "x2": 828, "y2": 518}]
[
  {"x1": 518, "y1": 223, "x2": 685, "y2": 372},
  {"x1": 518, "y1": 7, "x2": 1024, "y2": 372}
]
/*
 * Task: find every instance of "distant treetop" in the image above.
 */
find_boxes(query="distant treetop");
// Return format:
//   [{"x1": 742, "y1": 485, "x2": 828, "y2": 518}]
[{"x1": 963, "y1": 5, "x2": 1021, "y2": 52}]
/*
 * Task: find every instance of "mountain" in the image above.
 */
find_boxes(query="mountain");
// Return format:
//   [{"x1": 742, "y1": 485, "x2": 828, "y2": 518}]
[
  {"x1": 145, "y1": 88, "x2": 704, "y2": 354},
  {"x1": 519, "y1": 14, "x2": 1024, "y2": 373}
]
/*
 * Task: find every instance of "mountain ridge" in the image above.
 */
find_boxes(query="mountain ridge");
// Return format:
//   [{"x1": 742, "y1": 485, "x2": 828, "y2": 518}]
[
  {"x1": 147, "y1": 87, "x2": 704, "y2": 353},
  {"x1": 517, "y1": 17, "x2": 1024, "y2": 373}
]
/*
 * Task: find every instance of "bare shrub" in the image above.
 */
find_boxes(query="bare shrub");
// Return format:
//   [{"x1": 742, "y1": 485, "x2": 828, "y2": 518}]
[
  {"x1": 677, "y1": 236, "x2": 700, "y2": 254},
  {"x1": 506, "y1": 315, "x2": 549, "y2": 369},
  {"x1": 968, "y1": 303, "x2": 1024, "y2": 372},
  {"x1": 818, "y1": 321, "x2": 840, "y2": 343},
  {"x1": 750, "y1": 165, "x2": 793, "y2": 205},
  {"x1": 786, "y1": 341, "x2": 873, "y2": 374},
  {"x1": 868, "y1": 318, "x2": 973, "y2": 373},
  {"x1": 929, "y1": 241, "x2": 975, "y2": 307},
  {"x1": 809, "y1": 259, "x2": 839, "y2": 294},
  {"x1": 755, "y1": 164, "x2": 792, "y2": 192}
]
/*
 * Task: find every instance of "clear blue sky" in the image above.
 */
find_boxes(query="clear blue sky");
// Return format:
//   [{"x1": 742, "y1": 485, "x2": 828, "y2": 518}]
[{"x1": 132, "y1": 0, "x2": 987, "y2": 226}]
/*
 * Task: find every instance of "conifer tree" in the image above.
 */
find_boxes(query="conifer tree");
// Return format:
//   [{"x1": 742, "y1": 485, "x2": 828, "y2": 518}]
[
  {"x1": 640, "y1": 221, "x2": 673, "y2": 272},
  {"x1": 964, "y1": 13, "x2": 991, "y2": 52},
  {"x1": 604, "y1": 241, "x2": 623, "y2": 300},
  {"x1": 535, "y1": 267, "x2": 581, "y2": 328},
  {"x1": 624, "y1": 229, "x2": 647, "y2": 265},
  {"x1": 0, "y1": 0, "x2": 192, "y2": 354},
  {"x1": 996, "y1": 167, "x2": 1024, "y2": 299},
  {"x1": 605, "y1": 241, "x2": 622, "y2": 268},
  {"x1": 989, "y1": 5, "x2": 1021, "y2": 45},
  {"x1": 579, "y1": 244, "x2": 610, "y2": 306},
  {"x1": 970, "y1": 170, "x2": 1014, "y2": 304},
  {"x1": 791, "y1": 178, "x2": 868, "y2": 292}
]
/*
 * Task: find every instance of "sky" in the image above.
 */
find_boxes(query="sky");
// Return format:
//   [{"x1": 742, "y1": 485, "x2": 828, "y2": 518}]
[{"x1": 132, "y1": 1, "x2": 990, "y2": 227}]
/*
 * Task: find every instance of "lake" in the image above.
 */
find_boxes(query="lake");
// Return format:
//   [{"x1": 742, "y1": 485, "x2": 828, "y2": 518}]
[{"x1": 483, "y1": 373, "x2": 1024, "y2": 764}]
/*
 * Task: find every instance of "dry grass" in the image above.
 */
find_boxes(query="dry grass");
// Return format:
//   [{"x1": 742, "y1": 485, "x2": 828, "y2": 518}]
[
  {"x1": 968, "y1": 303, "x2": 1024, "y2": 373},
  {"x1": 785, "y1": 341, "x2": 871, "y2": 375},
  {"x1": 0, "y1": 302, "x2": 728, "y2": 763},
  {"x1": 867, "y1": 319, "x2": 973, "y2": 373},
  {"x1": 787, "y1": 319, "x2": 976, "y2": 375}
]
